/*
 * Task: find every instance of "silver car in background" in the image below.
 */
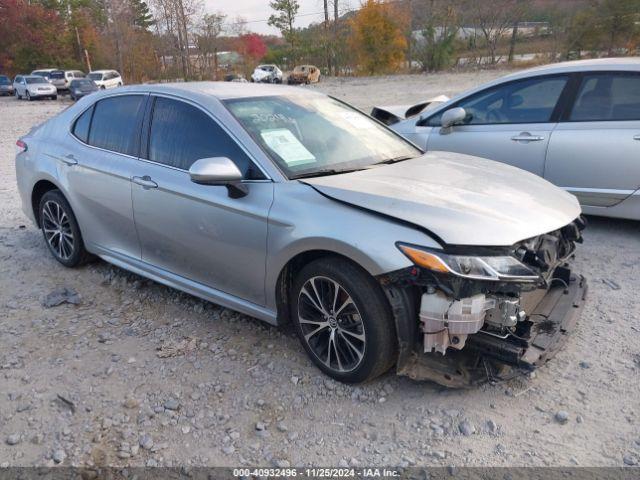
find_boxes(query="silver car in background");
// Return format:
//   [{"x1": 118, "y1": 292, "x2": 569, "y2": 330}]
[
  {"x1": 13, "y1": 75, "x2": 57, "y2": 100},
  {"x1": 0, "y1": 75, "x2": 14, "y2": 95},
  {"x1": 379, "y1": 58, "x2": 640, "y2": 220},
  {"x1": 15, "y1": 83, "x2": 587, "y2": 387}
]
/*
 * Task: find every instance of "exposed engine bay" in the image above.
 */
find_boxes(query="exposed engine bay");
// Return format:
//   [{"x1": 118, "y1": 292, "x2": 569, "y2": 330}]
[{"x1": 380, "y1": 216, "x2": 588, "y2": 388}]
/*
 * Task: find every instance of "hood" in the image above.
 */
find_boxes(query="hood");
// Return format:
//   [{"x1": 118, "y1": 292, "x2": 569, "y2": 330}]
[{"x1": 303, "y1": 152, "x2": 581, "y2": 247}]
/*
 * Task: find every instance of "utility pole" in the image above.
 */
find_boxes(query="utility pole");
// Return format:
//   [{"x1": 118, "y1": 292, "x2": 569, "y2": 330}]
[
  {"x1": 333, "y1": 0, "x2": 338, "y2": 76},
  {"x1": 84, "y1": 49, "x2": 92, "y2": 71},
  {"x1": 324, "y1": 0, "x2": 331, "y2": 75}
]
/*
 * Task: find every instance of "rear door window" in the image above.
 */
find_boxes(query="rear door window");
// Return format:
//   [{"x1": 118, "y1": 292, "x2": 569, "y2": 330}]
[
  {"x1": 147, "y1": 96, "x2": 263, "y2": 178},
  {"x1": 569, "y1": 73, "x2": 640, "y2": 121},
  {"x1": 72, "y1": 106, "x2": 94, "y2": 144},
  {"x1": 88, "y1": 95, "x2": 145, "y2": 156}
]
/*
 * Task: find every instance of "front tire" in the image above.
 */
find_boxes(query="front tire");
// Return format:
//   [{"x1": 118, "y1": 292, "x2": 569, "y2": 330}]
[
  {"x1": 39, "y1": 190, "x2": 90, "y2": 268},
  {"x1": 26, "y1": 91, "x2": 32, "y2": 101},
  {"x1": 51, "y1": 95, "x2": 57, "y2": 100},
  {"x1": 291, "y1": 257, "x2": 397, "y2": 383}
]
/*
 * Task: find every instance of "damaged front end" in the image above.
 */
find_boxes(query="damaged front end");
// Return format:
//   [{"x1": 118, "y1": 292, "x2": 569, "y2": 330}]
[{"x1": 380, "y1": 217, "x2": 588, "y2": 388}]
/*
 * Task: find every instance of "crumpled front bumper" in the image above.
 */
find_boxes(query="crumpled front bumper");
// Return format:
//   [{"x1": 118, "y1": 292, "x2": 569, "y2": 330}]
[{"x1": 396, "y1": 273, "x2": 588, "y2": 388}]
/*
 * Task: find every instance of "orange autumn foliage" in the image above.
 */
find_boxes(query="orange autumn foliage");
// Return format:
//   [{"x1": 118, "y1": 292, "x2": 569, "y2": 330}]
[{"x1": 349, "y1": 0, "x2": 408, "y2": 75}]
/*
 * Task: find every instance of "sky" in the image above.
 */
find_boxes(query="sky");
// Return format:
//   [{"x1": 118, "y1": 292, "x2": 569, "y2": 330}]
[{"x1": 204, "y1": 0, "x2": 345, "y2": 35}]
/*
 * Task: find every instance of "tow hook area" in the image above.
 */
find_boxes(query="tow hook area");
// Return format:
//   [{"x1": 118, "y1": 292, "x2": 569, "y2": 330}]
[{"x1": 395, "y1": 274, "x2": 588, "y2": 388}]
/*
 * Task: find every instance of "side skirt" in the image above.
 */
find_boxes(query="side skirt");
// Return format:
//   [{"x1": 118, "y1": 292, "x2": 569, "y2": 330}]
[{"x1": 90, "y1": 245, "x2": 278, "y2": 325}]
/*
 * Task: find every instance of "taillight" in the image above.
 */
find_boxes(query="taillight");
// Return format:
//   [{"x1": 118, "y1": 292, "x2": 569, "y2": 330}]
[{"x1": 15, "y1": 139, "x2": 28, "y2": 154}]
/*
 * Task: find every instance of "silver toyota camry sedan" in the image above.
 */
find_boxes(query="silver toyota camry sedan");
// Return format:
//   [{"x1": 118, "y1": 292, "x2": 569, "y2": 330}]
[{"x1": 16, "y1": 83, "x2": 587, "y2": 386}]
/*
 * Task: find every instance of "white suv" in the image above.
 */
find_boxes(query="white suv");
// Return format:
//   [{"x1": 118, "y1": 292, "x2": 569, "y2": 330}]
[{"x1": 87, "y1": 70, "x2": 123, "y2": 89}]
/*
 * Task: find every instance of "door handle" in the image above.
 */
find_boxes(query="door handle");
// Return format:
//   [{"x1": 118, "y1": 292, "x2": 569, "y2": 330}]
[
  {"x1": 511, "y1": 133, "x2": 545, "y2": 142},
  {"x1": 633, "y1": 134, "x2": 640, "y2": 141},
  {"x1": 60, "y1": 153, "x2": 78, "y2": 166},
  {"x1": 132, "y1": 175, "x2": 158, "y2": 189}
]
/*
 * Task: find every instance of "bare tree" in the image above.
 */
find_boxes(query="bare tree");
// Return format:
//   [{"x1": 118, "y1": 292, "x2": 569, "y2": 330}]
[
  {"x1": 150, "y1": 0, "x2": 200, "y2": 80},
  {"x1": 466, "y1": 0, "x2": 526, "y2": 64},
  {"x1": 196, "y1": 12, "x2": 226, "y2": 79}
]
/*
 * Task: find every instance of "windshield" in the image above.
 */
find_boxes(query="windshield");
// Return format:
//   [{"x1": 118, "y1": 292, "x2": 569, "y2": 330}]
[
  {"x1": 0, "y1": 76, "x2": 10, "y2": 85},
  {"x1": 88, "y1": 73, "x2": 103, "y2": 80},
  {"x1": 225, "y1": 95, "x2": 421, "y2": 179},
  {"x1": 26, "y1": 77, "x2": 48, "y2": 84},
  {"x1": 49, "y1": 71, "x2": 65, "y2": 79}
]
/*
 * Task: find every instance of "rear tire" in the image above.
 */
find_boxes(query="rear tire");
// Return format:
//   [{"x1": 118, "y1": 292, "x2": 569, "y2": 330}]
[
  {"x1": 51, "y1": 95, "x2": 57, "y2": 100},
  {"x1": 291, "y1": 257, "x2": 397, "y2": 383},
  {"x1": 39, "y1": 190, "x2": 90, "y2": 268}
]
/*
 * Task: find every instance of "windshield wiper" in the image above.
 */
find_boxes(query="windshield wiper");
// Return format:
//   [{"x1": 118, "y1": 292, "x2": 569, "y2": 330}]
[
  {"x1": 290, "y1": 167, "x2": 365, "y2": 180},
  {"x1": 373, "y1": 155, "x2": 416, "y2": 165}
]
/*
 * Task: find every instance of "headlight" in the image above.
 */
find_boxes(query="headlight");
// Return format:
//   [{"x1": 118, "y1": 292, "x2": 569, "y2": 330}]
[{"x1": 397, "y1": 243, "x2": 540, "y2": 282}]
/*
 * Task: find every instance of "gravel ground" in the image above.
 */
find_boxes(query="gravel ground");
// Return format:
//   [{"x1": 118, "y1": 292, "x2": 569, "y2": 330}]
[{"x1": 1, "y1": 71, "x2": 640, "y2": 468}]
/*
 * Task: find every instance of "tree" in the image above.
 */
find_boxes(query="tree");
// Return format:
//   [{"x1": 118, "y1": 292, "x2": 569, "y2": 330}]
[
  {"x1": 564, "y1": 6, "x2": 600, "y2": 59},
  {"x1": 196, "y1": 12, "x2": 225, "y2": 78},
  {"x1": 349, "y1": 0, "x2": 408, "y2": 75},
  {"x1": 0, "y1": 0, "x2": 73, "y2": 73},
  {"x1": 598, "y1": 0, "x2": 640, "y2": 55},
  {"x1": 238, "y1": 33, "x2": 267, "y2": 63},
  {"x1": 131, "y1": 0, "x2": 155, "y2": 30},
  {"x1": 413, "y1": 0, "x2": 460, "y2": 71},
  {"x1": 268, "y1": 0, "x2": 299, "y2": 58},
  {"x1": 151, "y1": 0, "x2": 201, "y2": 80},
  {"x1": 466, "y1": 0, "x2": 527, "y2": 64}
]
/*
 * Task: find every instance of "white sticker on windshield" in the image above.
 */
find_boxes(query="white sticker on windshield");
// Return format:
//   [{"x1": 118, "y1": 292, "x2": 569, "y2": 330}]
[{"x1": 260, "y1": 128, "x2": 316, "y2": 166}]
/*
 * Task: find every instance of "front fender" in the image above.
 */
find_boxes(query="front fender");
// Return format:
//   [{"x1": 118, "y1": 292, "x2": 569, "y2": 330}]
[{"x1": 264, "y1": 182, "x2": 441, "y2": 313}]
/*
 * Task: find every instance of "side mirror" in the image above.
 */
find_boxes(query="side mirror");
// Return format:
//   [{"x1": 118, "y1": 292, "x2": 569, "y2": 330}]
[
  {"x1": 189, "y1": 157, "x2": 247, "y2": 198},
  {"x1": 441, "y1": 107, "x2": 467, "y2": 128}
]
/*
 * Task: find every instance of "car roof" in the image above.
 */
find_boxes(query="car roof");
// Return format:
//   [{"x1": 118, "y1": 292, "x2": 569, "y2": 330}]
[
  {"x1": 120, "y1": 81, "x2": 324, "y2": 100},
  {"x1": 426, "y1": 57, "x2": 640, "y2": 116},
  {"x1": 90, "y1": 70, "x2": 117, "y2": 74},
  {"x1": 32, "y1": 68, "x2": 57, "y2": 72},
  {"x1": 501, "y1": 57, "x2": 640, "y2": 81}
]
